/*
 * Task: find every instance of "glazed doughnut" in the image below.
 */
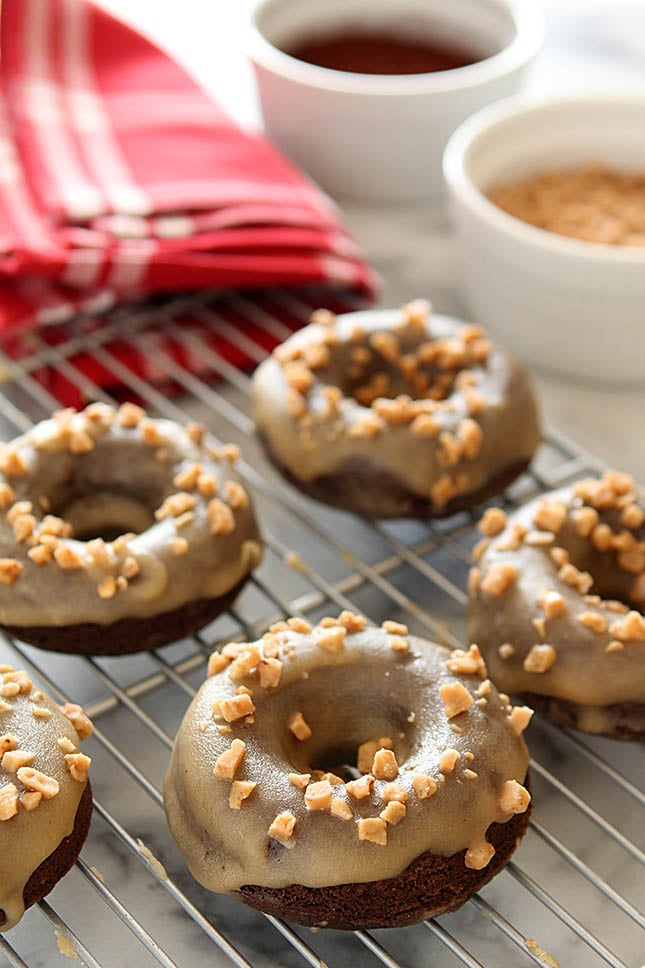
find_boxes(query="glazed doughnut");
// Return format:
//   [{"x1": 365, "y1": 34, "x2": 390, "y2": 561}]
[
  {"x1": 0, "y1": 404, "x2": 263, "y2": 655},
  {"x1": 0, "y1": 667, "x2": 93, "y2": 930},
  {"x1": 252, "y1": 301, "x2": 540, "y2": 518},
  {"x1": 468, "y1": 471, "x2": 645, "y2": 740},
  {"x1": 164, "y1": 611, "x2": 532, "y2": 930}
]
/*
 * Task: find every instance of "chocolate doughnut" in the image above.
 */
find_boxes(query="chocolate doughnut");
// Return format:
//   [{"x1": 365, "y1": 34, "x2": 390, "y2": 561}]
[
  {"x1": 468, "y1": 471, "x2": 645, "y2": 740},
  {"x1": 0, "y1": 668, "x2": 93, "y2": 930},
  {"x1": 0, "y1": 404, "x2": 263, "y2": 655},
  {"x1": 164, "y1": 611, "x2": 532, "y2": 929},
  {"x1": 252, "y1": 301, "x2": 540, "y2": 518}
]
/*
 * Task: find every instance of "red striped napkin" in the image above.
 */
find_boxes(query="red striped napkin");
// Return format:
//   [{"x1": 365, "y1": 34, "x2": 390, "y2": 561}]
[{"x1": 0, "y1": 0, "x2": 376, "y2": 342}]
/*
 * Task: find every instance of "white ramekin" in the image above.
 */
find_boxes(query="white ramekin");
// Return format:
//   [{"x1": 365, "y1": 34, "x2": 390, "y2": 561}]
[
  {"x1": 247, "y1": 0, "x2": 543, "y2": 200},
  {"x1": 443, "y1": 94, "x2": 645, "y2": 385}
]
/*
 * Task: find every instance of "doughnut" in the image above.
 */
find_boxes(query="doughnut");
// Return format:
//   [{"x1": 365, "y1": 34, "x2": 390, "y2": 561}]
[
  {"x1": 0, "y1": 404, "x2": 263, "y2": 655},
  {"x1": 468, "y1": 471, "x2": 645, "y2": 740},
  {"x1": 0, "y1": 667, "x2": 93, "y2": 930},
  {"x1": 164, "y1": 611, "x2": 533, "y2": 929},
  {"x1": 252, "y1": 301, "x2": 540, "y2": 518}
]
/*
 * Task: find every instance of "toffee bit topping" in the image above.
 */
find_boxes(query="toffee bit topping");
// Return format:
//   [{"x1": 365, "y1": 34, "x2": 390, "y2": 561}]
[
  {"x1": 357, "y1": 737, "x2": 393, "y2": 775},
  {"x1": 412, "y1": 773, "x2": 437, "y2": 799},
  {"x1": 480, "y1": 563, "x2": 518, "y2": 596},
  {"x1": 612, "y1": 610, "x2": 645, "y2": 642},
  {"x1": 410, "y1": 413, "x2": 441, "y2": 438},
  {"x1": 21, "y1": 791, "x2": 42, "y2": 812},
  {"x1": 3, "y1": 670, "x2": 31, "y2": 694},
  {"x1": 288, "y1": 711, "x2": 312, "y2": 741},
  {"x1": 439, "y1": 682, "x2": 474, "y2": 719},
  {"x1": 349, "y1": 413, "x2": 385, "y2": 439},
  {"x1": 288, "y1": 772, "x2": 311, "y2": 790},
  {"x1": 337, "y1": 610, "x2": 366, "y2": 633},
  {"x1": 0, "y1": 449, "x2": 27, "y2": 477},
  {"x1": 390, "y1": 636, "x2": 409, "y2": 652},
  {"x1": 437, "y1": 431, "x2": 463, "y2": 468},
  {"x1": 17, "y1": 767, "x2": 59, "y2": 799},
  {"x1": 591, "y1": 524, "x2": 613, "y2": 552},
  {"x1": 382, "y1": 782, "x2": 408, "y2": 803},
  {"x1": 476, "y1": 679, "x2": 491, "y2": 698},
  {"x1": 495, "y1": 522, "x2": 528, "y2": 552},
  {"x1": 346, "y1": 774, "x2": 374, "y2": 799},
  {"x1": 2, "y1": 749, "x2": 35, "y2": 771},
  {"x1": 259, "y1": 657, "x2": 283, "y2": 689},
  {"x1": 229, "y1": 780, "x2": 256, "y2": 809},
  {"x1": 458, "y1": 419, "x2": 484, "y2": 460},
  {"x1": 225, "y1": 481, "x2": 249, "y2": 510},
  {"x1": 330, "y1": 798, "x2": 353, "y2": 820},
  {"x1": 283, "y1": 362, "x2": 314, "y2": 393},
  {"x1": 431, "y1": 474, "x2": 457, "y2": 509},
  {"x1": 156, "y1": 492, "x2": 197, "y2": 521},
  {"x1": 533, "y1": 500, "x2": 567, "y2": 533},
  {"x1": 31, "y1": 706, "x2": 52, "y2": 720},
  {"x1": 499, "y1": 779, "x2": 531, "y2": 815},
  {"x1": 523, "y1": 644, "x2": 557, "y2": 673},
  {"x1": 197, "y1": 474, "x2": 218, "y2": 498},
  {"x1": 0, "y1": 483, "x2": 16, "y2": 508},
  {"x1": 0, "y1": 735, "x2": 16, "y2": 753},
  {"x1": 0, "y1": 700, "x2": 12, "y2": 713},
  {"x1": 621, "y1": 503, "x2": 645, "y2": 529},
  {"x1": 64, "y1": 752, "x2": 91, "y2": 782},
  {"x1": 98, "y1": 576, "x2": 117, "y2": 600},
  {"x1": 382, "y1": 620, "x2": 408, "y2": 635},
  {"x1": 214, "y1": 738, "x2": 246, "y2": 780},
  {"x1": 498, "y1": 643, "x2": 515, "y2": 660},
  {"x1": 207, "y1": 498, "x2": 235, "y2": 535},
  {"x1": 524, "y1": 530, "x2": 556, "y2": 547},
  {"x1": 173, "y1": 463, "x2": 202, "y2": 491},
  {"x1": 571, "y1": 506, "x2": 599, "y2": 537},
  {"x1": 577, "y1": 611, "x2": 608, "y2": 634},
  {"x1": 371, "y1": 748, "x2": 399, "y2": 781},
  {"x1": 509, "y1": 705, "x2": 533, "y2": 735},
  {"x1": 60, "y1": 703, "x2": 93, "y2": 740},
  {"x1": 532, "y1": 617, "x2": 546, "y2": 638},
  {"x1": 446, "y1": 644, "x2": 487, "y2": 678},
  {"x1": 57, "y1": 737, "x2": 76, "y2": 754},
  {"x1": 478, "y1": 507, "x2": 507, "y2": 537},
  {"x1": 117, "y1": 402, "x2": 146, "y2": 427},
  {"x1": 558, "y1": 563, "x2": 593, "y2": 594},
  {"x1": 0, "y1": 558, "x2": 23, "y2": 586},
  {"x1": 465, "y1": 841, "x2": 495, "y2": 870},
  {"x1": 606, "y1": 640, "x2": 624, "y2": 653},
  {"x1": 286, "y1": 388, "x2": 307, "y2": 419},
  {"x1": 171, "y1": 537, "x2": 189, "y2": 556},
  {"x1": 539, "y1": 589, "x2": 567, "y2": 619},
  {"x1": 215, "y1": 694, "x2": 256, "y2": 723},
  {"x1": 310, "y1": 308, "x2": 335, "y2": 327},
  {"x1": 268, "y1": 811, "x2": 297, "y2": 845},
  {"x1": 439, "y1": 749, "x2": 460, "y2": 774},
  {"x1": 0, "y1": 782, "x2": 19, "y2": 820},
  {"x1": 357, "y1": 817, "x2": 387, "y2": 845},
  {"x1": 305, "y1": 779, "x2": 333, "y2": 811},
  {"x1": 550, "y1": 547, "x2": 569, "y2": 568},
  {"x1": 315, "y1": 626, "x2": 346, "y2": 653}
]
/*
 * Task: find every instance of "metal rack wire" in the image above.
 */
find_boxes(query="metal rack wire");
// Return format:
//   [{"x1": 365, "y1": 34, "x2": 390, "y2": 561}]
[{"x1": 0, "y1": 290, "x2": 642, "y2": 968}]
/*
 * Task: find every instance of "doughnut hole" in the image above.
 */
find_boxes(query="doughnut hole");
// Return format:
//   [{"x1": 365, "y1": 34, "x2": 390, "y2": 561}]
[
  {"x1": 313, "y1": 327, "x2": 483, "y2": 408},
  {"x1": 556, "y1": 511, "x2": 645, "y2": 607},
  {"x1": 274, "y1": 666, "x2": 417, "y2": 779},
  {"x1": 25, "y1": 437, "x2": 176, "y2": 542}
]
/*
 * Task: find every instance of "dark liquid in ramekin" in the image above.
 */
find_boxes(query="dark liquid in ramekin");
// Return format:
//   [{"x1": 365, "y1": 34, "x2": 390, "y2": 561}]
[{"x1": 285, "y1": 29, "x2": 480, "y2": 75}]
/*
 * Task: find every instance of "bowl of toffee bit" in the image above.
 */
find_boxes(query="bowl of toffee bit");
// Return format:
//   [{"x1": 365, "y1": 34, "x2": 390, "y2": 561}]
[
  {"x1": 247, "y1": 0, "x2": 543, "y2": 200},
  {"x1": 444, "y1": 94, "x2": 645, "y2": 383}
]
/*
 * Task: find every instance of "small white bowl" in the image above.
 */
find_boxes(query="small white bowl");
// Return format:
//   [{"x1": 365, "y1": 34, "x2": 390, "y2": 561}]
[
  {"x1": 443, "y1": 94, "x2": 645, "y2": 385},
  {"x1": 247, "y1": 0, "x2": 543, "y2": 200}
]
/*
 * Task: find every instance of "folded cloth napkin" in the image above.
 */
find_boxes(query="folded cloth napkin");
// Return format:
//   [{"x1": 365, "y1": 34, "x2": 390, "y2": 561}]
[{"x1": 0, "y1": 0, "x2": 376, "y2": 342}]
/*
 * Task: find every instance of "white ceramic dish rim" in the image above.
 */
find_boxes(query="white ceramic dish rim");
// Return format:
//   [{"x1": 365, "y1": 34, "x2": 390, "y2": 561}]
[
  {"x1": 247, "y1": 0, "x2": 544, "y2": 96},
  {"x1": 443, "y1": 92, "x2": 645, "y2": 264}
]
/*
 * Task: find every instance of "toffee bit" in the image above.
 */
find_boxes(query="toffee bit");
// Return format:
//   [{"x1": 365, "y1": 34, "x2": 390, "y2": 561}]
[
  {"x1": 17, "y1": 767, "x2": 60, "y2": 798},
  {"x1": 2, "y1": 749, "x2": 35, "y2": 771},
  {"x1": 117, "y1": 402, "x2": 146, "y2": 428},
  {"x1": 330, "y1": 798, "x2": 353, "y2": 820},
  {"x1": 21, "y1": 791, "x2": 43, "y2": 812},
  {"x1": 337, "y1": 610, "x2": 366, "y2": 633},
  {"x1": 382, "y1": 782, "x2": 408, "y2": 803},
  {"x1": 214, "y1": 738, "x2": 246, "y2": 780},
  {"x1": 439, "y1": 682, "x2": 474, "y2": 719},
  {"x1": 539, "y1": 589, "x2": 567, "y2": 619},
  {"x1": 357, "y1": 737, "x2": 393, "y2": 775},
  {"x1": 465, "y1": 841, "x2": 495, "y2": 870},
  {"x1": 288, "y1": 772, "x2": 311, "y2": 790},
  {"x1": 60, "y1": 703, "x2": 93, "y2": 740},
  {"x1": 412, "y1": 774, "x2": 438, "y2": 799},
  {"x1": 315, "y1": 626, "x2": 346, "y2": 653},
  {"x1": 268, "y1": 811, "x2": 297, "y2": 845},
  {"x1": 215, "y1": 693, "x2": 256, "y2": 723},
  {"x1": 258, "y1": 657, "x2": 283, "y2": 689},
  {"x1": 0, "y1": 558, "x2": 23, "y2": 586},
  {"x1": 577, "y1": 611, "x2": 608, "y2": 634},
  {"x1": 0, "y1": 782, "x2": 19, "y2": 820},
  {"x1": 229, "y1": 780, "x2": 256, "y2": 809},
  {"x1": 64, "y1": 752, "x2": 91, "y2": 782},
  {"x1": 304, "y1": 779, "x2": 333, "y2": 811},
  {"x1": 498, "y1": 643, "x2": 515, "y2": 660},
  {"x1": 390, "y1": 636, "x2": 409, "y2": 653},
  {"x1": 439, "y1": 749, "x2": 460, "y2": 774},
  {"x1": 480, "y1": 563, "x2": 518, "y2": 596},
  {"x1": 446, "y1": 644, "x2": 487, "y2": 678},
  {"x1": 207, "y1": 498, "x2": 235, "y2": 536},
  {"x1": 371, "y1": 748, "x2": 399, "y2": 781},
  {"x1": 523, "y1": 644, "x2": 557, "y2": 673},
  {"x1": 533, "y1": 500, "x2": 567, "y2": 533},
  {"x1": 288, "y1": 711, "x2": 312, "y2": 741},
  {"x1": 346, "y1": 774, "x2": 374, "y2": 799},
  {"x1": 357, "y1": 817, "x2": 387, "y2": 845},
  {"x1": 225, "y1": 481, "x2": 249, "y2": 510},
  {"x1": 499, "y1": 779, "x2": 531, "y2": 814}
]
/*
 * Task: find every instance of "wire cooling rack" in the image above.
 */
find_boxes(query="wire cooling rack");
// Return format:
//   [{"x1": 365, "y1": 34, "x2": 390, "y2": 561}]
[{"x1": 0, "y1": 290, "x2": 642, "y2": 968}]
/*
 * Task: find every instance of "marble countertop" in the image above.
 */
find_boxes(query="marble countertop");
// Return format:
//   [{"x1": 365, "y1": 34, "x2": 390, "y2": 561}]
[{"x1": 99, "y1": 0, "x2": 645, "y2": 479}]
